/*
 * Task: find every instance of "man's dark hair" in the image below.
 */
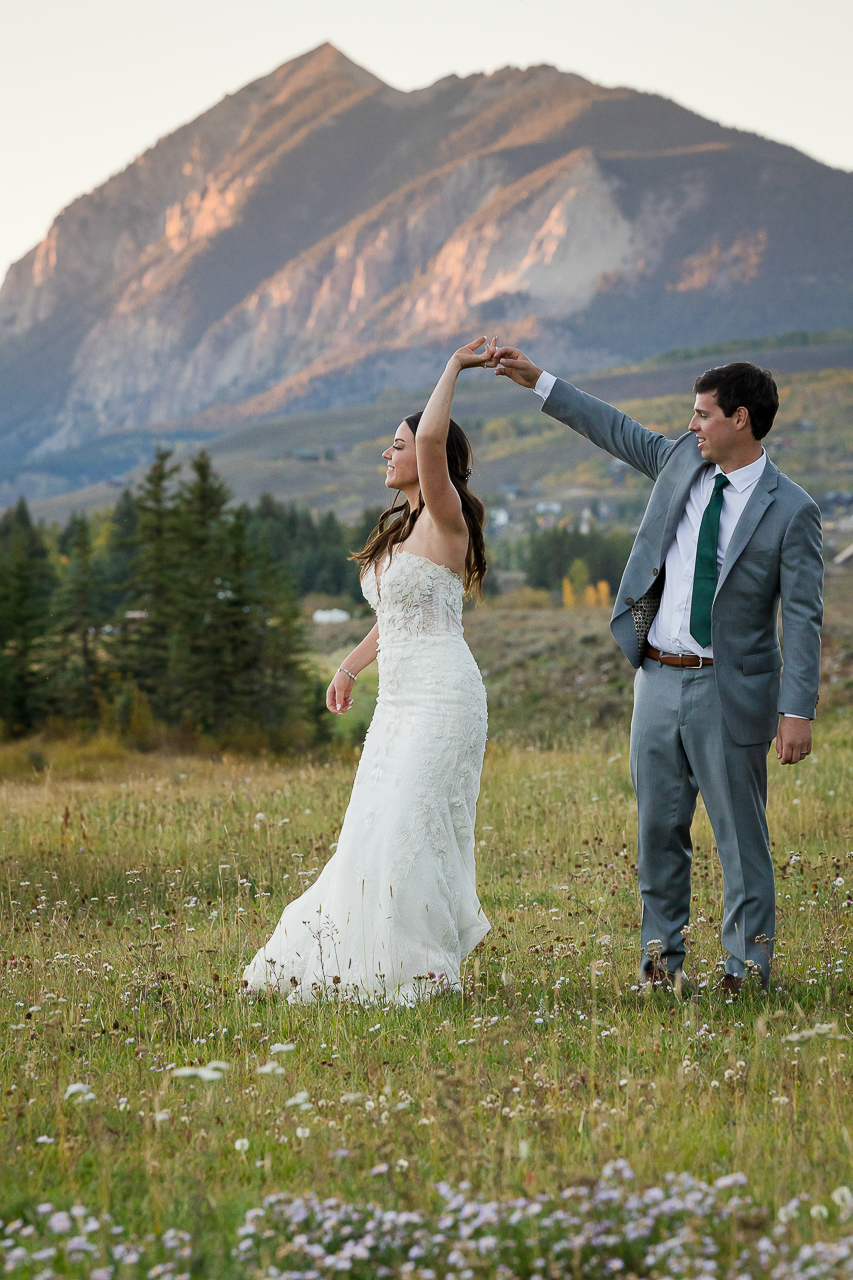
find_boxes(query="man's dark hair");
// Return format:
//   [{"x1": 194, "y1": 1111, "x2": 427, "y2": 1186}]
[{"x1": 693, "y1": 362, "x2": 779, "y2": 440}]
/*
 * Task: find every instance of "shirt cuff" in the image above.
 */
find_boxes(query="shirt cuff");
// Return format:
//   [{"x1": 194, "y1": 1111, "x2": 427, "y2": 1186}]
[
  {"x1": 780, "y1": 713, "x2": 810, "y2": 720},
  {"x1": 533, "y1": 370, "x2": 556, "y2": 400}
]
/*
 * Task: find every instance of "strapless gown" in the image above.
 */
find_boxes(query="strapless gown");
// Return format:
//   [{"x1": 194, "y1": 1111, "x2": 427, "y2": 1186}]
[{"x1": 242, "y1": 548, "x2": 489, "y2": 1004}]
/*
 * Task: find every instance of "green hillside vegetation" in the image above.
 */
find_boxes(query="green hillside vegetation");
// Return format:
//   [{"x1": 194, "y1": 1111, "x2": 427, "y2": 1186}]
[
  {"x1": 202, "y1": 366, "x2": 853, "y2": 520},
  {"x1": 639, "y1": 327, "x2": 853, "y2": 368},
  {"x1": 27, "y1": 359, "x2": 853, "y2": 527},
  {"x1": 472, "y1": 366, "x2": 853, "y2": 505},
  {"x1": 618, "y1": 368, "x2": 853, "y2": 485}
]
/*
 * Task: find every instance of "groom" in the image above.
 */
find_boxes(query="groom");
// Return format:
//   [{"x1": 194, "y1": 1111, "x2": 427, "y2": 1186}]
[{"x1": 493, "y1": 349, "x2": 823, "y2": 991}]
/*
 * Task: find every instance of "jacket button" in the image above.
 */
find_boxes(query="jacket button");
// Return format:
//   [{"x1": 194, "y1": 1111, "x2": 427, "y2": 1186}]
[
  {"x1": 625, "y1": 597, "x2": 635, "y2": 606},
  {"x1": 652, "y1": 568, "x2": 659, "y2": 576}
]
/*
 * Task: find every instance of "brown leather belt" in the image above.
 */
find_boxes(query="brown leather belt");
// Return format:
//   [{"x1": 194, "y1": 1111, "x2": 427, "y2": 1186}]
[{"x1": 646, "y1": 645, "x2": 713, "y2": 668}]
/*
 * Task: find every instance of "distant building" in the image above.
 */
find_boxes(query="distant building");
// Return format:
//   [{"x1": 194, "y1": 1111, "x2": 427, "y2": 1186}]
[{"x1": 313, "y1": 608, "x2": 351, "y2": 624}]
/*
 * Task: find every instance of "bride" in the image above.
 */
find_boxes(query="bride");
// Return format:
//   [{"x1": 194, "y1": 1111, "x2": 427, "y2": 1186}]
[{"x1": 242, "y1": 338, "x2": 496, "y2": 1003}]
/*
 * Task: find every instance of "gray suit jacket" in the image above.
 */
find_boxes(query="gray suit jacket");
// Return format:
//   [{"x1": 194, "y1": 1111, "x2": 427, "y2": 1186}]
[{"x1": 542, "y1": 379, "x2": 824, "y2": 746}]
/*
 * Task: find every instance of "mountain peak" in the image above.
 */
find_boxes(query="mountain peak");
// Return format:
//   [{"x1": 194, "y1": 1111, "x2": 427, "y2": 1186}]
[{"x1": 266, "y1": 40, "x2": 388, "y2": 93}]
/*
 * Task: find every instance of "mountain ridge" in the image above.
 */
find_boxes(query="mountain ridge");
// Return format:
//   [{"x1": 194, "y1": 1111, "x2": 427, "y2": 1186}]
[{"x1": 2, "y1": 43, "x2": 853, "y2": 504}]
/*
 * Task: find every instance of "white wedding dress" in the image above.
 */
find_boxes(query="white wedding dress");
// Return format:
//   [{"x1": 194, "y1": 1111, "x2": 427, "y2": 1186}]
[{"x1": 242, "y1": 548, "x2": 489, "y2": 1004}]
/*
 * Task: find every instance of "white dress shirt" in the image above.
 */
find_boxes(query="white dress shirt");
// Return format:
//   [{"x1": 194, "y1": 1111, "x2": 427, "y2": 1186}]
[
  {"x1": 533, "y1": 372, "x2": 805, "y2": 716},
  {"x1": 645, "y1": 450, "x2": 767, "y2": 658}
]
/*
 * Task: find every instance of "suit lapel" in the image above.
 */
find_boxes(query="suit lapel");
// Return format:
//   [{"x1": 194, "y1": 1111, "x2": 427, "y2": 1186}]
[{"x1": 714, "y1": 458, "x2": 779, "y2": 597}]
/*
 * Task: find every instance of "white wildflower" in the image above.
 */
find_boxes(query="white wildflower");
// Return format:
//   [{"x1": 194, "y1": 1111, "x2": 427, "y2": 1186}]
[
  {"x1": 64, "y1": 1082, "x2": 96, "y2": 1102},
  {"x1": 172, "y1": 1066, "x2": 223, "y2": 1081},
  {"x1": 234, "y1": 1138, "x2": 249, "y2": 1152},
  {"x1": 285, "y1": 1090, "x2": 310, "y2": 1108}
]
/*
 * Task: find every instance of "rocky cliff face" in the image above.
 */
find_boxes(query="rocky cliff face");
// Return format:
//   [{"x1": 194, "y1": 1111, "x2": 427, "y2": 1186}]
[{"x1": 2, "y1": 43, "x2": 853, "y2": 492}]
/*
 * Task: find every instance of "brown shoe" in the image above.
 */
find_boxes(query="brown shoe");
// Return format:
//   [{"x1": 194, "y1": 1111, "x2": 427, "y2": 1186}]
[
  {"x1": 640, "y1": 964, "x2": 673, "y2": 990},
  {"x1": 719, "y1": 973, "x2": 744, "y2": 995}
]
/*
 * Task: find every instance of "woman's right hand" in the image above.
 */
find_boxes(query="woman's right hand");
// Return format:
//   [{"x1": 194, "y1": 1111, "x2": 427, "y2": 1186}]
[
  {"x1": 326, "y1": 669, "x2": 355, "y2": 714},
  {"x1": 448, "y1": 335, "x2": 498, "y2": 372}
]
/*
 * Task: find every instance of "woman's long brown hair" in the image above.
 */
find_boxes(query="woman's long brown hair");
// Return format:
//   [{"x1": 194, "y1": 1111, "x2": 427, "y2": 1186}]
[{"x1": 352, "y1": 412, "x2": 487, "y2": 597}]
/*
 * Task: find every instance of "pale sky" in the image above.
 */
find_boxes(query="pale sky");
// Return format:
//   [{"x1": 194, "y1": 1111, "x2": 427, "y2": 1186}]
[{"x1": 2, "y1": 0, "x2": 851, "y2": 283}]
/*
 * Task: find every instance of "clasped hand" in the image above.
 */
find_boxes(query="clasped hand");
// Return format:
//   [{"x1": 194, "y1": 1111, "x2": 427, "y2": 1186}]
[
  {"x1": 448, "y1": 335, "x2": 499, "y2": 371},
  {"x1": 447, "y1": 339, "x2": 545, "y2": 386}
]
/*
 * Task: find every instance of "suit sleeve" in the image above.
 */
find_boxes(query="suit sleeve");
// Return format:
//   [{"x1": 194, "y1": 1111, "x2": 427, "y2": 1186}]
[
  {"x1": 541, "y1": 377, "x2": 677, "y2": 481},
  {"x1": 779, "y1": 500, "x2": 823, "y2": 719}
]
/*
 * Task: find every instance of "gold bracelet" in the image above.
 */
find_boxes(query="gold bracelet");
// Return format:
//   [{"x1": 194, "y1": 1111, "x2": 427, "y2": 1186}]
[{"x1": 339, "y1": 666, "x2": 358, "y2": 681}]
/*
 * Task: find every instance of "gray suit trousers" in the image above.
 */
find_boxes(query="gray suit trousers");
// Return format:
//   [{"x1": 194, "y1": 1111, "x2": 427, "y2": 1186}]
[{"x1": 630, "y1": 658, "x2": 775, "y2": 984}]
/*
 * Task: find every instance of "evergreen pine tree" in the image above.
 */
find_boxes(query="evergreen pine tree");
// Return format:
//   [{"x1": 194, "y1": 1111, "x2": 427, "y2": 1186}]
[
  {"x1": 166, "y1": 461, "x2": 313, "y2": 741},
  {"x1": 232, "y1": 505, "x2": 312, "y2": 745},
  {"x1": 254, "y1": 558, "x2": 315, "y2": 749},
  {"x1": 97, "y1": 489, "x2": 139, "y2": 618},
  {"x1": 119, "y1": 449, "x2": 181, "y2": 719},
  {"x1": 0, "y1": 499, "x2": 56, "y2": 735},
  {"x1": 166, "y1": 451, "x2": 235, "y2": 732},
  {"x1": 45, "y1": 515, "x2": 102, "y2": 724},
  {"x1": 246, "y1": 496, "x2": 379, "y2": 600}
]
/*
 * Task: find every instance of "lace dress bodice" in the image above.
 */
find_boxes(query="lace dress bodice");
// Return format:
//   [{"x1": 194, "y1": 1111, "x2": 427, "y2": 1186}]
[{"x1": 361, "y1": 549, "x2": 464, "y2": 643}]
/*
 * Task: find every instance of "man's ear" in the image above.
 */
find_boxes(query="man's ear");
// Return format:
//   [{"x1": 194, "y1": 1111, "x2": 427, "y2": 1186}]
[{"x1": 734, "y1": 405, "x2": 751, "y2": 432}]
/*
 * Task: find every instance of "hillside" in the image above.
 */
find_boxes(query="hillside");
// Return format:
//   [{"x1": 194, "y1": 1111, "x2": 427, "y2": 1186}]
[
  {"x1": 27, "y1": 360, "x2": 853, "y2": 530},
  {"x1": 3, "y1": 43, "x2": 853, "y2": 509}
]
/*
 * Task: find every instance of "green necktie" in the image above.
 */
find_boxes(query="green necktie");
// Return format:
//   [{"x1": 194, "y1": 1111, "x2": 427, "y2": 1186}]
[{"x1": 689, "y1": 472, "x2": 730, "y2": 648}]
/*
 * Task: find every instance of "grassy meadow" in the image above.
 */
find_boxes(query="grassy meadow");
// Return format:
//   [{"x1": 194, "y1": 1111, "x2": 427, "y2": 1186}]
[{"x1": 0, "y1": 678, "x2": 851, "y2": 1275}]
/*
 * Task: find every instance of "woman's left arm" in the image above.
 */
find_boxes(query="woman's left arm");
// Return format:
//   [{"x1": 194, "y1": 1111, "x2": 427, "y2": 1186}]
[{"x1": 415, "y1": 336, "x2": 495, "y2": 530}]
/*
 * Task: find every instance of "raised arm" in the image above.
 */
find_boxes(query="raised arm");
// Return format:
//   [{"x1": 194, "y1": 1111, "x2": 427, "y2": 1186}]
[
  {"x1": 414, "y1": 337, "x2": 496, "y2": 531},
  {"x1": 493, "y1": 346, "x2": 677, "y2": 481}
]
